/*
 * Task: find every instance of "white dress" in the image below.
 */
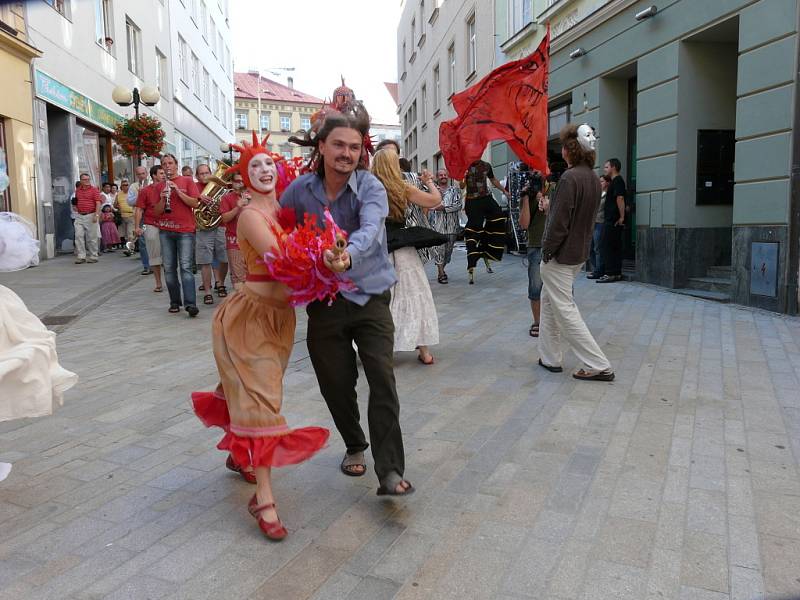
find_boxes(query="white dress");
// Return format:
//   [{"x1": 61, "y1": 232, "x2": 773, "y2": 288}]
[
  {"x1": 0, "y1": 285, "x2": 78, "y2": 423},
  {"x1": 389, "y1": 246, "x2": 440, "y2": 351}
]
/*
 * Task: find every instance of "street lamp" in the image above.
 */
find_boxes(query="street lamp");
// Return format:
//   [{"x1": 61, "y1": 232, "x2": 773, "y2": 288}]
[
  {"x1": 219, "y1": 141, "x2": 235, "y2": 164},
  {"x1": 112, "y1": 85, "x2": 161, "y2": 166},
  {"x1": 112, "y1": 85, "x2": 160, "y2": 120}
]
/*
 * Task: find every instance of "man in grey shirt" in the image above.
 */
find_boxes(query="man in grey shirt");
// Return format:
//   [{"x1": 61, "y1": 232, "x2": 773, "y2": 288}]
[{"x1": 280, "y1": 110, "x2": 414, "y2": 496}]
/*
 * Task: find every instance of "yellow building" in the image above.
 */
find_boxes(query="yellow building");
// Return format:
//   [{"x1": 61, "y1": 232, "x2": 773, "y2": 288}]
[
  {"x1": 233, "y1": 72, "x2": 323, "y2": 160},
  {"x1": 0, "y1": 4, "x2": 41, "y2": 227}
]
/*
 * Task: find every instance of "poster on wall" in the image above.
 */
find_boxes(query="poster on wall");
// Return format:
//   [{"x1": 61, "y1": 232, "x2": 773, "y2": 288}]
[{"x1": 74, "y1": 126, "x2": 100, "y2": 185}]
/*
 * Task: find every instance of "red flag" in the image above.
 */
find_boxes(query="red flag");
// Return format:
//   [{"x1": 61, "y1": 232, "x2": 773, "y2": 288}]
[{"x1": 439, "y1": 30, "x2": 549, "y2": 180}]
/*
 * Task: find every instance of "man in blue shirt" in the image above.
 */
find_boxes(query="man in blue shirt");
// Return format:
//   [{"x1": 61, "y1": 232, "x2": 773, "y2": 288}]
[{"x1": 281, "y1": 111, "x2": 414, "y2": 496}]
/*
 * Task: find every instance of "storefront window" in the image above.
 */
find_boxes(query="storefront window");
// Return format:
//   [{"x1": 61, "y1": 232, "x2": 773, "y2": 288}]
[
  {"x1": 112, "y1": 139, "x2": 132, "y2": 184},
  {"x1": 0, "y1": 121, "x2": 10, "y2": 212}
]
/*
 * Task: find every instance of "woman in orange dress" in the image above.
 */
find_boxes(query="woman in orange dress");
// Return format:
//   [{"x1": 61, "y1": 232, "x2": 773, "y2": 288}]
[{"x1": 191, "y1": 134, "x2": 329, "y2": 541}]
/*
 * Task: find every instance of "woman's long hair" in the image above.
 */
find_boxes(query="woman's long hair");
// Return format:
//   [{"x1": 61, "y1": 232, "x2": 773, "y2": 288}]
[{"x1": 371, "y1": 149, "x2": 408, "y2": 222}]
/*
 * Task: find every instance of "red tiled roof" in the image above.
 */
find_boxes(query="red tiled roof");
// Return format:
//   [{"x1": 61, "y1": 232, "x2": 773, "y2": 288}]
[
  {"x1": 384, "y1": 82, "x2": 399, "y2": 106},
  {"x1": 234, "y1": 72, "x2": 324, "y2": 105}
]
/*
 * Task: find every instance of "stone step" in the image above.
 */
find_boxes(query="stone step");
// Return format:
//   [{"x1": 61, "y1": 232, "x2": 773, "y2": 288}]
[
  {"x1": 707, "y1": 265, "x2": 733, "y2": 279},
  {"x1": 671, "y1": 288, "x2": 731, "y2": 303},
  {"x1": 686, "y1": 276, "x2": 732, "y2": 293}
]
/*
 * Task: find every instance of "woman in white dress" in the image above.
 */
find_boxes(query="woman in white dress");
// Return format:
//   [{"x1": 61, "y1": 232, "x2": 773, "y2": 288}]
[
  {"x1": 0, "y1": 213, "x2": 78, "y2": 481},
  {"x1": 371, "y1": 149, "x2": 442, "y2": 365}
]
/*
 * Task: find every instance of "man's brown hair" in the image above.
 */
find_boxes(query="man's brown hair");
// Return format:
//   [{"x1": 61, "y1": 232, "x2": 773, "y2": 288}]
[{"x1": 559, "y1": 123, "x2": 596, "y2": 169}]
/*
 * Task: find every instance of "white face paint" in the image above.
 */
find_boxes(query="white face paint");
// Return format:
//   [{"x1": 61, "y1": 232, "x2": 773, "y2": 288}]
[
  {"x1": 247, "y1": 153, "x2": 277, "y2": 194},
  {"x1": 577, "y1": 124, "x2": 597, "y2": 151}
]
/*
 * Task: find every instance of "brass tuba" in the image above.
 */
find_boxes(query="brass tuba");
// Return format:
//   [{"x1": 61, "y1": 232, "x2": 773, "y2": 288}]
[{"x1": 194, "y1": 161, "x2": 233, "y2": 230}]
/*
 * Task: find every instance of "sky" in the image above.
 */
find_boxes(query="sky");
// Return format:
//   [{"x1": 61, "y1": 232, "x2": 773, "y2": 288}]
[{"x1": 230, "y1": 0, "x2": 402, "y2": 125}]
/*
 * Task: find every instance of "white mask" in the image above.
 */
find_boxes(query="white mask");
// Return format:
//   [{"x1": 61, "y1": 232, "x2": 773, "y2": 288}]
[{"x1": 577, "y1": 124, "x2": 597, "y2": 151}]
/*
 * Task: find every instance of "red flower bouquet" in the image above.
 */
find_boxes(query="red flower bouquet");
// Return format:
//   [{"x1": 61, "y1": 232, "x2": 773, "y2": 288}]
[{"x1": 263, "y1": 208, "x2": 356, "y2": 306}]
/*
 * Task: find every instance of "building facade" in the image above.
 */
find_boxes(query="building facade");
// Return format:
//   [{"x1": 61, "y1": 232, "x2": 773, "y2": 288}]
[
  {"x1": 0, "y1": 3, "x2": 41, "y2": 229},
  {"x1": 397, "y1": 0, "x2": 497, "y2": 173},
  {"x1": 541, "y1": 0, "x2": 800, "y2": 314},
  {"x1": 233, "y1": 72, "x2": 323, "y2": 160},
  {"x1": 169, "y1": 0, "x2": 234, "y2": 171},
  {"x1": 25, "y1": 0, "x2": 233, "y2": 258}
]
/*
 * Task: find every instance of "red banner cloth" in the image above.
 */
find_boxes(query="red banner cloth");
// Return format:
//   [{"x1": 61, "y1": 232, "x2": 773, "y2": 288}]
[{"x1": 439, "y1": 30, "x2": 550, "y2": 180}]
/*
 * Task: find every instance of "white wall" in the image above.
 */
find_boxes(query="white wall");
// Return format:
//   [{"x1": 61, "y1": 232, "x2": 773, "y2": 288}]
[
  {"x1": 168, "y1": 0, "x2": 234, "y2": 166},
  {"x1": 27, "y1": 0, "x2": 176, "y2": 141},
  {"x1": 397, "y1": 0, "x2": 497, "y2": 171}
]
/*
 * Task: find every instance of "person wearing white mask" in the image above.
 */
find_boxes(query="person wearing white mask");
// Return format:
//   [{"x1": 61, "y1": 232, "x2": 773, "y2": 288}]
[{"x1": 537, "y1": 123, "x2": 615, "y2": 382}]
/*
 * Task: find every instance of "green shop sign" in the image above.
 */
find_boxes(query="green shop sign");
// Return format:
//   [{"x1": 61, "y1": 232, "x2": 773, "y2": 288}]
[{"x1": 35, "y1": 70, "x2": 123, "y2": 131}]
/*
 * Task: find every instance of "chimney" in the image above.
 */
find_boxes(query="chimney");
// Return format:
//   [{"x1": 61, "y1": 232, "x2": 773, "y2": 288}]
[{"x1": 287, "y1": 77, "x2": 294, "y2": 89}]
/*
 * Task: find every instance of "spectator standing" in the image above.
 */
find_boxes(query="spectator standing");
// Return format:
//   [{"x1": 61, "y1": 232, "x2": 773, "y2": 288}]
[
  {"x1": 519, "y1": 174, "x2": 550, "y2": 337},
  {"x1": 181, "y1": 165, "x2": 194, "y2": 178},
  {"x1": 538, "y1": 124, "x2": 614, "y2": 381},
  {"x1": 597, "y1": 158, "x2": 626, "y2": 283},
  {"x1": 128, "y1": 166, "x2": 150, "y2": 269},
  {"x1": 115, "y1": 179, "x2": 135, "y2": 247},
  {"x1": 587, "y1": 174, "x2": 609, "y2": 278},
  {"x1": 73, "y1": 173, "x2": 102, "y2": 264},
  {"x1": 99, "y1": 205, "x2": 121, "y2": 250}
]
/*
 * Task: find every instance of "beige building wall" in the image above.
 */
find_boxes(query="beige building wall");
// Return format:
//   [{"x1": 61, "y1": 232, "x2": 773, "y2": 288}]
[
  {"x1": 0, "y1": 3, "x2": 41, "y2": 227},
  {"x1": 234, "y1": 99, "x2": 321, "y2": 159}
]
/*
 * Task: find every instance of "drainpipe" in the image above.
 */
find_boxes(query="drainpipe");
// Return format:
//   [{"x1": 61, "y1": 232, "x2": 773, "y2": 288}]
[{"x1": 789, "y1": 7, "x2": 800, "y2": 314}]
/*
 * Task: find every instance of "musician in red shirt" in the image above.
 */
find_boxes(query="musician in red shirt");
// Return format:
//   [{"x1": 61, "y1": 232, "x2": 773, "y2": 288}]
[
  {"x1": 73, "y1": 173, "x2": 102, "y2": 263},
  {"x1": 218, "y1": 172, "x2": 248, "y2": 290},
  {"x1": 134, "y1": 165, "x2": 166, "y2": 292},
  {"x1": 152, "y1": 154, "x2": 200, "y2": 316}
]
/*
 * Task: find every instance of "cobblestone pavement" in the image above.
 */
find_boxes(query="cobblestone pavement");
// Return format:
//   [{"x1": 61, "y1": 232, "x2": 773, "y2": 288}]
[{"x1": 1, "y1": 248, "x2": 800, "y2": 600}]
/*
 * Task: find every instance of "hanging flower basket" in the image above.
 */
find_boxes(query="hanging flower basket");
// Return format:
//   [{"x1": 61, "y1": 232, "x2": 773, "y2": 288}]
[{"x1": 113, "y1": 115, "x2": 165, "y2": 159}]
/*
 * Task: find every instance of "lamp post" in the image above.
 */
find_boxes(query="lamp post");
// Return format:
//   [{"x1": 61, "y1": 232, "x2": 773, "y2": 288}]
[
  {"x1": 112, "y1": 85, "x2": 161, "y2": 165},
  {"x1": 219, "y1": 142, "x2": 235, "y2": 164}
]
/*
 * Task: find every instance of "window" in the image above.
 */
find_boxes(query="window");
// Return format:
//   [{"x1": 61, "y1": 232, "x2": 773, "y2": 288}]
[
  {"x1": 260, "y1": 112, "x2": 270, "y2": 130},
  {"x1": 448, "y1": 43, "x2": 455, "y2": 97},
  {"x1": 200, "y1": 0, "x2": 207, "y2": 37},
  {"x1": 189, "y1": 0, "x2": 198, "y2": 23},
  {"x1": 95, "y1": 0, "x2": 113, "y2": 53},
  {"x1": 202, "y1": 68, "x2": 210, "y2": 106},
  {"x1": 125, "y1": 18, "x2": 142, "y2": 76},
  {"x1": 433, "y1": 64, "x2": 440, "y2": 111},
  {"x1": 280, "y1": 114, "x2": 291, "y2": 132},
  {"x1": 178, "y1": 36, "x2": 189, "y2": 83},
  {"x1": 212, "y1": 81, "x2": 220, "y2": 117},
  {"x1": 218, "y1": 33, "x2": 224, "y2": 64},
  {"x1": 191, "y1": 53, "x2": 201, "y2": 96},
  {"x1": 301, "y1": 147, "x2": 312, "y2": 160},
  {"x1": 155, "y1": 48, "x2": 169, "y2": 98},
  {"x1": 218, "y1": 89, "x2": 225, "y2": 121},
  {"x1": 281, "y1": 146, "x2": 293, "y2": 160},
  {"x1": 411, "y1": 18, "x2": 416, "y2": 47},
  {"x1": 43, "y1": 0, "x2": 71, "y2": 18},
  {"x1": 418, "y1": 1, "x2": 425, "y2": 45},
  {"x1": 467, "y1": 14, "x2": 476, "y2": 76},
  {"x1": 236, "y1": 111, "x2": 248, "y2": 129},
  {"x1": 300, "y1": 116, "x2": 311, "y2": 131},
  {"x1": 421, "y1": 84, "x2": 427, "y2": 124},
  {"x1": 548, "y1": 103, "x2": 570, "y2": 136},
  {"x1": 210, "y1": 20, "x2": 217, "y2": 55},
  {"x1": 508, "y1": 0, "x2": 532, "y2": 36}
]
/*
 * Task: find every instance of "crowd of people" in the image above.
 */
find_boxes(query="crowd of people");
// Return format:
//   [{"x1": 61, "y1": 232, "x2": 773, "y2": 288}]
[{"x1": 59, "y1": 85, "x2": 624, "y2": 541}]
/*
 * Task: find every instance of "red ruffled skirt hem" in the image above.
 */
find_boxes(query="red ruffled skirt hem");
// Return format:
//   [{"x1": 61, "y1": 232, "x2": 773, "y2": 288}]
[{"x1": 191, "y1": 391, "x2": 329, "y2": 469}]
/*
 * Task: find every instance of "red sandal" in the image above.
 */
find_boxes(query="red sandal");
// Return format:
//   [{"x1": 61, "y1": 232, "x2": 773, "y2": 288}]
[
  {"x1": 247, "y1": 494, "x2": 288, "y2": 541},
  {"x1": 225, "y1": 454, "x2": 256, "y2": 484}
]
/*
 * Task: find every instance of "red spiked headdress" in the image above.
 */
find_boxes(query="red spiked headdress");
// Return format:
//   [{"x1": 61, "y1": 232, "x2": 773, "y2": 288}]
[
  {"x1": 226, "y1": 131, "x2": 304, "y2": 198},
  {"x1": 225, "y1": 131, "x2": 272, "y2": 191}
]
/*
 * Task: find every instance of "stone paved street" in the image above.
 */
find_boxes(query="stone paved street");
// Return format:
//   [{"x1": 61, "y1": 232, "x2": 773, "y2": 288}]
[{"x1": 1, "y1": 248, "x2": 800, "y2": 600}]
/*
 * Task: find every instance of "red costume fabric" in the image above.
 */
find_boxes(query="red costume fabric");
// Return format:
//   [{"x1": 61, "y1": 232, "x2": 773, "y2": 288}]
[{"x1": 439, "y1": 30, "x2": 550, "y2": 180}]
